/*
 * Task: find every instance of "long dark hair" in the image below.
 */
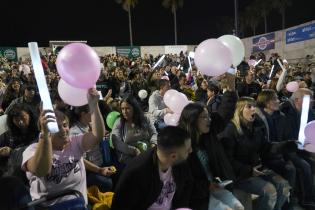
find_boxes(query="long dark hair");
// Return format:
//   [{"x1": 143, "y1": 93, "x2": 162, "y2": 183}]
[
  {"x1": 178, "y1": 102, "x2": 236, "y2": 181},
  {"x1": 120, "y1": 94, "x2": 147, "y2": 129},
  {"x1": 7, "y1": 103, "x2": 39, "y2": 145},
  {"x1": 178, "y1": 103, "x2": 205, "y2": 149}
]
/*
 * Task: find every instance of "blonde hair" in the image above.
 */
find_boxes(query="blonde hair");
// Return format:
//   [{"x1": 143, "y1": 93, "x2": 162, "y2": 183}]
[{"x1": 231, "y1": 97, "x2": 256, "y2": 135}]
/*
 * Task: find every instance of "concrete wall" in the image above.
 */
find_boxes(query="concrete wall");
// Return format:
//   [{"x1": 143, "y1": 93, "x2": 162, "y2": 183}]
[
  {"x1": 242, "y1": 20, "x2": 315, "y2": 61},
  {"x1": 14, "y1": 20, "x2": 315, "y2": 62}
]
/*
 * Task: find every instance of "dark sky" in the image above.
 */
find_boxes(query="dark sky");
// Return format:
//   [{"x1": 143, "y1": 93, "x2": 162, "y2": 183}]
[{"x1": 1, "y1": 0, "x2": 315, "y2": 47}]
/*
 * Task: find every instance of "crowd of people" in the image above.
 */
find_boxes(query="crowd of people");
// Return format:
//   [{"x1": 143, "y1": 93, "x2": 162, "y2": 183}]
[{"x1": 0, "y1": 50, "x2": 315, "y2": 210}]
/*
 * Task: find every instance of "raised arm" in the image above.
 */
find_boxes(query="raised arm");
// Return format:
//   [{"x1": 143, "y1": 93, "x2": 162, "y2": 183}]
[
  {"x1": 25, "y1": 110, "x2": 54, "y2": 177},
  {"x1": 82, "y1": 88, "x2": 106, "y2": 151}
]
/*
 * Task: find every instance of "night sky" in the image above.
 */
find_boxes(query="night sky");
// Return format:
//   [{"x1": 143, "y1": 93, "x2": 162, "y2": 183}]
[{"x1": 1, "y1": 0, "x2": 315, "y2": 47}]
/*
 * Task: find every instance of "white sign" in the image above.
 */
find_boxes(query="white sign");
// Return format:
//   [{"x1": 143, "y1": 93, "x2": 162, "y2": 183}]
[{"x1": 165, "y1": 45, "x2": 188, "y2": 55}]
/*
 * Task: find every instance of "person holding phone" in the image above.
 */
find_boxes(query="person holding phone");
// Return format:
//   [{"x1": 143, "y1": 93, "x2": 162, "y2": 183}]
[
  {"x1": 218, "y1": 97, "x2": 291, "y2": 210},
  {"x1": 179, "y1": 103, "x2": 244, "y2": 210}
]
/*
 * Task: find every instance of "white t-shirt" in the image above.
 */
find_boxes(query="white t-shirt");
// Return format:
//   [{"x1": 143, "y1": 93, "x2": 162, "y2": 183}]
[
  {"x1": 148, "y1": 167, "x2": 176, "y2": 210},
  {"x1": 22, "y1": 135, "x2": 87, "y2": 206}
]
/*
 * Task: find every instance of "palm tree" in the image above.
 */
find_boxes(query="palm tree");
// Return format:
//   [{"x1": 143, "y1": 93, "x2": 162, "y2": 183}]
[
  {"x1": 254, "y1": 0, "x2": 273, "y2": 34},
  {"x1": 243, "y1": 5, "x2": 260, "y2": 36},
  {"x1": 162, "y1": 0, "x2": 184, "y2": 45},
  {"x1": 116, "y1": 0, "x2": 138, "y2": 46},
  {"x1": 272, "y1": 0, "x2": 292, "y2": 29}
]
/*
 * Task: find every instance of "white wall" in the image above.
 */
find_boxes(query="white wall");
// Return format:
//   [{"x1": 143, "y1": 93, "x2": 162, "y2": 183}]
[{"x1": 15, "y1": 20, "x2": 315, "y2": 62}]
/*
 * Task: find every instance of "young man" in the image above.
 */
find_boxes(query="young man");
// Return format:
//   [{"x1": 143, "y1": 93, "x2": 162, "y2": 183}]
[
  {"x1": 111, "y1": 126, "x2": 193, "y2": 210},
  {"x1": 148, "y1": 79, "x2": 173, "y2": 130}
]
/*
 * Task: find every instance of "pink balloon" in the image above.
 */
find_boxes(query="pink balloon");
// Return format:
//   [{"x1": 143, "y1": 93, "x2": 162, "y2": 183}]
[
  {"x1": 164, "y1": 113, "x2": 181, "y2": 126},
  {"x1": 161, "y1": 76, "x2": 169, "y2": 80},
  {"x1": 305, "y1": 120, "x2": 315, "y2": 143},
  {"x1": 304, "y1": 144, "x2": 315, "y2": 153},
  {"x1": 248, "y1": 59, "x2": 256, "y2": 66},
  {"x1": 286, "y1": 81, "x2": 299, "y2": 92},
  {"x1": 164, "y1": 90, "x2": 189, "y2": 114},
  {"x1": 58, "y1": 79, "x2": 88, "y2": 106},
  {"x1": 163, "y1": 89, "x2": 178, "y2": 106},
  {"x1": 194, "y1": 39, "x2": 233, "y2": 76},
  {"x1": 175, "y1": 209, "x2": 192, "y2": 210},
  {"x1": 56, "y1": 43, "x2": 101, "y2": 89}
]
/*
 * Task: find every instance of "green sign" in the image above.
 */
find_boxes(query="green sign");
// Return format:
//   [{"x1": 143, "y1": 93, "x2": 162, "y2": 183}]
[
  {"x1": 116, "y1": 46, "x2": 141, "y2": 58},
  {"x1": 0, "y1": 47, "x2": 18, "y2": 61}
]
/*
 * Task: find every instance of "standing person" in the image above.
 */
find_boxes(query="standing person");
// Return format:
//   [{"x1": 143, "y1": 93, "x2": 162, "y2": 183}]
[
  {"x1": 237, "y1": 71, "x2": 262, "y2": 99},
  {"x1": 111, "y1": 126, "x2": 193, "y2": 210},
  {"x1": 22, "y1": 88, "x2": 105, "y2": 208}
]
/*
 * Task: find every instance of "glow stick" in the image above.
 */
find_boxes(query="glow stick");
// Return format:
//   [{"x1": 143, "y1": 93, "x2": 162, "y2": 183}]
[
  {"x1": 254, "y1": 59, "x2": 262, "y2": 67},
  {"x1": 269, "y1": 65, "x2": 275, "y2": 79},
  {"x1": 227, "y1": 68, "x2": 236, "y2": 75},
  {"x1": 277, "y1": 59, "x2": 285, "y2": 71},
  {"x1": 188, "y1": 56, "x2": 192, "y2": 71},
  {"x1": 298, "y1": 95, "x2": 310, "y2": 147},
  {"x1": 152, "y1": 55, "x2": 165, "y2": 69},
  {"x1": 188, "y1": 51, "x2": 195, "y2": 59},
  {"x1": 98, "y1": 91, "x2": 103, "y2": 100},
  {"x1": 276, "y1": 68, "x2": 287, "y2": 92},
  {"x1": 28, "y1": 42, "x2": 59, "y2": 133}
]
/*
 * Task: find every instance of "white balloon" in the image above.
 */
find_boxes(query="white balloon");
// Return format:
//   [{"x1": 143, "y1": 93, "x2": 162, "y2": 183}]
[
  {"x1": 218, "y1": 35, "x2": 245, "y2": 67},
  {"x1": 58, "y1": 79, "x2": 88, "y2": 106},
  {"x1": 138, "y1": 89, "x2": 148, "y2": 99}
]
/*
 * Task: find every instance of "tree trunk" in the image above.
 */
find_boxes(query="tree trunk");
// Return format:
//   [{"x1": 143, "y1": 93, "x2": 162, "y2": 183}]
[
  {"x1": 128, "y1": 5, "x2": 133, "y2": 46},
  {"x1": 264, "y1": 13, "x2": 267, "y2": 33},
  {"x1": 173, "y1": 5, "x2": 178, "y2": 45},
  {"x1": 281, "y1": 8, "x2": 285, "y2": 29}
]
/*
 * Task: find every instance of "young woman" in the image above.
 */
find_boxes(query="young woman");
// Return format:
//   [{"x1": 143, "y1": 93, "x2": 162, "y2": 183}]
[
  {"x1": 111, "y1": 94, "x2": 157, "y2": 165},
  {"x1": 69, "y1": 105, "x2": 114, "y2": 192},
  {"x1": 179, "y1": 103, "x2": 244, "y2": 210},
  {"x1": 218, "y1": 97, "x2": 291, "y2": 210},
  {"x1": 22, "y1": 88, "x2": 105, "y2": 208}
]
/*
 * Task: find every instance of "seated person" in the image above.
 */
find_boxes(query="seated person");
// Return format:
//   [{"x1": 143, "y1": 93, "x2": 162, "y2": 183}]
[
  {"x1": 111, "y1": 95, "x2": 157, "y2": 165},
  {"x1": 111, "y1": 126, "x2": 193, "y2": 210}
]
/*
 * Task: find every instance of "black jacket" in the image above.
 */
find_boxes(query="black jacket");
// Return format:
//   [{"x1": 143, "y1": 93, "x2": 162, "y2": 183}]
[
  {"x1": 218, "y1": 119, "x2": 270, "y2": 181},
  {"x1": 195, "y1": 89, "x2": 207, "y2": 103},
  {"x1": 237, "y1": 81, "x2": 262, "y2": 99},
  {"x1": 280, "y1": 100, "x2": 315, "y2": 140},
  {"x1": 111, "y1": 148, "x2": 193, "y2": 210},
  {"x1": 187, "y1": 132, "x2": 236, "y2": 210}
]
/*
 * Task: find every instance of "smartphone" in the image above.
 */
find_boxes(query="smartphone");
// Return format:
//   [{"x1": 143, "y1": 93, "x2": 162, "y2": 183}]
[
  {"x1": 256, "y1": 166, "x2": 273, "y2": 176},
  {"x1": 218, "y1": 180, "x2": 233, "y2": 188}
]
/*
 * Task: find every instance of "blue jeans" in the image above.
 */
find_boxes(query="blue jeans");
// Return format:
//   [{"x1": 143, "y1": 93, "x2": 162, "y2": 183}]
[
  {"x1": 286, "y1": 152, "x2": 315, "y2": 202},
  {"x1": 86, "y1": 171, "x2": 113, "y2": 192},
  {"x1": 209, "y1": 189, "x2": 244, "y2": 210},
  {"x1": 235, "y1": 171, "x2": 290, "y2": 210},
  {"x1": 154, "y1": 119, "x2": 167, "y2": 132},
  {"x1": 47, "y1": 197, "x2": 86, "y2": 210},
  {"x1": 264, "y1": 158, "x2": 296, "y2": 191}
]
